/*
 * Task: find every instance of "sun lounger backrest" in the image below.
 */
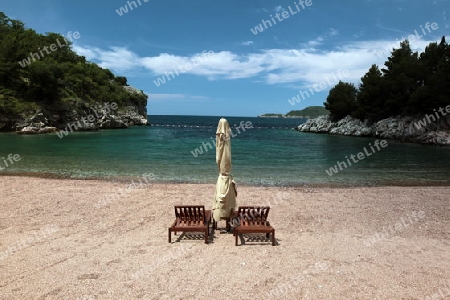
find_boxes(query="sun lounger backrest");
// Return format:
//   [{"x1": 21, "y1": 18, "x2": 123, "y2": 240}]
[
  {"x1": 174, "y1": 205, "x2": 206, "y2": 222},
  {"x1": 237, "y1": 206, "x2": 270, "y2": 224}
]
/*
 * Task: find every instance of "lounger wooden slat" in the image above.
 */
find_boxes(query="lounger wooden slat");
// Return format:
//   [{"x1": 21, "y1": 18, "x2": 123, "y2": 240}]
[
  {"x1": 232, "y1": 206, "x2": 275, "y2": 246},
  {"x1": 168, "y1": 205, "x2": 212, "y2": 244}
]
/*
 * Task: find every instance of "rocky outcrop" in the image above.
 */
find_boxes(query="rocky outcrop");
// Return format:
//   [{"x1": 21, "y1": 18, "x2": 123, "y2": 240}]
[
  {"x1": 8, "y1": 88, "x2": 149, "y2": 135},
  {"x1": 114, "y1": 105, "x2": 149, "y2": 127},
  {"x1": 296, "y1": 115, "x2": 450, "y2": 146},
  {"x1": 18, "y1": 124, "x2": 58, "y2": 135}
]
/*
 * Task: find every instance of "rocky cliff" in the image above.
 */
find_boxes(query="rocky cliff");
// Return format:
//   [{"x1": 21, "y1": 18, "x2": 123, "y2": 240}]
[
  {"x1": 296, "y1": 115, "x2": 450, "y2": 146},
  {"x1": 2, "y1": 86, "x2": 149, "y2": 134}
]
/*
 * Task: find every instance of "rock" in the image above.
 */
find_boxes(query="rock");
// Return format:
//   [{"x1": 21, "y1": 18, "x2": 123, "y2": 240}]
[
  {"x1": 39, "y1": 127, "x2": 58, "y2": 134},
  {"x1": 30, "y1": 112, "x2": 47, "y2": 124},
  {"x1": 18, "y1": 126, "x2": 39, "y2": 134},
  {"x1": 17, "y1": 125, "x2": 57, "y2": 135},
  {"x1": 11, "y1": 95, "x2": 147, "y2": 134},
  {"x1": 4, "y1": 84, "x2": 148, "y2": 134},
  {"x1": 75, "y1": 121, "x2": 98, "y2": 131},
  {"x1": 99, "y1": 115, "x2": 128, "y2": 129},
  {"x1": 329, "y1": 116, "x2": 372, "y2": 136},
  {"x1": 297, "y1": 114, "x2": 450, "y2": 146},
  {"x1": 118, "y1": 106, "x2": 148, "y2": 126},
  {"x1": 297, "y1": 115, "x2": 332, "y2": 133}
]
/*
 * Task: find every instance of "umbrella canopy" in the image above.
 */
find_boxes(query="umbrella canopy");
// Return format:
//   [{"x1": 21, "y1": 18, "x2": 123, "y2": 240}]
[{"x1": 212, "y1": 118, "x2": 237, "y2": 222}]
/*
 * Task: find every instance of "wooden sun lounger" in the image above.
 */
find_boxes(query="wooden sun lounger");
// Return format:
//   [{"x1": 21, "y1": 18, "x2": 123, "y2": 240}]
[
  {"x1": 232, "y1": 206, "x2": 275, "y2": 246},
  {"x1": 168, "y1": 205, "x2": 212, "y2": 244}
]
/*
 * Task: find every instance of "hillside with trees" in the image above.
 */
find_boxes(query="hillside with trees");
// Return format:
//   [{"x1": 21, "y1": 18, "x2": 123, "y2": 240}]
[
  {"x1": 0, "y1": 12, "x2": 148, "y2": 132},
  {"x1": 324, "y1": 38, "x2": 449, "y2": 123},
  {"x1": 285, "y1": 106, "x2": 329, "y2": 118},
  {"x1": 259, "y1": 106, "x2": 329, "y2": 118}
]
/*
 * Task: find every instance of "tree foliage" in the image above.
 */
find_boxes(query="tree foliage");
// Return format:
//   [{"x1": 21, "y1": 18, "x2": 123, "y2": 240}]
[
  {"x1": 0, "y1": 12, "x2": 147, "y2": 118},
  {"x1": 353, "y1": 64, "x2": 386, "y2": 121},
  {"x1": 324, "y1": 81, "x2": 358, "y2": 121},
  {"x1": 381, "y1": 40, "x2": 420, "y2": 116},
  {"x1": 324, "y1": 37, "x2": 450, "y2": 122}
]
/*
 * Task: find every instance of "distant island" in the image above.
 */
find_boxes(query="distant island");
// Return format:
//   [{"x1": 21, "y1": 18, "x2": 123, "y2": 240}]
[
  {"x1": 259, "y1": 106, "x2": 329, "y2": 118},
  {"x1": 257, "y1": 113, "x2": 284, "y2": 118}
]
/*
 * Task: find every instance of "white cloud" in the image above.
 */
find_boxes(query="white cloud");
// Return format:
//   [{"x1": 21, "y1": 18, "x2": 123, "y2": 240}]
[
  {"x1": 140, "y1": 53, "x2": 189, "y2": 74},
  {"x1": 375, "y1": 21, "x2": 406, "y2": 34},
  {"x1": 72, "y1": 45, "x2": 98, "y2": 60},
  {"x1": 353, "y1": 31, "x2": 365, "y2": 38},
  {"x1": 328, "y1": 28, "x2": 339, "y2": 36},
  {"x1": 149, "y1": 94, "x2": 186, "y2": 99},
  {"x1": 302, "y1": 28, "x2": 339, "y2": 48},
  {"x1": 73, "y1": 37, "x2": 445, "y2": 88},
  {"x1": 187, "y1": 51, "x2": 266, "y2": 80},
  {"x1": 148, "y1": 94, "x2": 210, "y2": 102},
  {"x1": 275, "y1": 6, "x2": 284, "y2": 12},
  {"x1": 307, "y1": 37, "x2": 324, "y2": 47},
  {"x1": 72, "y1": 45, "x2": 140, "y2": 71},
  {"x1": 241, "y1": 41, "x2": 254, "y2": 46}
]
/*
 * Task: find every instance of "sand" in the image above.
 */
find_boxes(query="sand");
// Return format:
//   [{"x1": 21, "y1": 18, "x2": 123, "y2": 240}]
[{"x1": 0, "y1": 176, "x2": 449, "y2": 299}]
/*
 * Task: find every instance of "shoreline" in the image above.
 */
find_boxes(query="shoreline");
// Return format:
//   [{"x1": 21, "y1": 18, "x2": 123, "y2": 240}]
[{"x1": 1, "y1": 172, "x2": 450, "y2": 188}]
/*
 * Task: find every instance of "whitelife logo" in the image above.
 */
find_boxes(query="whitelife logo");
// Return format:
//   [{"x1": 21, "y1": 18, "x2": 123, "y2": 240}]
[
  {"x1": 18, "y1": 31, "x2": 81, "y2": 68},
  {"x1": 250, "y1": 0, "x2": 313, "y2": 35},
  {"x1": 0, "y1": 225, "x2": 59, "y2": 261},
  {"x1": 56, "y1": 102, "x2": 118, "y2": 139},
  {"x1": 115, "y1": 0, "x2": 149, "y2": 16},
  {"x1": 190, "y1": 121, "x2": 253, "y2": 157},
  {"x1": 326, "y1": 140, "x2": 388, "y2": 176},
  {"x1": 288, "y1": 69, "x2": 350, "y2": 106},
  {"x1": 375, "y1": 22, "x2": 439, "y2": 58},
  {"x1": 414, "y1": 105, "x2": 450, "y2": 130},
  {"x1": 153, "y1": 50, "x2": 215, "y2": 87},
  {"x1": 0, "y1": 154, "x2": 21, "y2": 171}
]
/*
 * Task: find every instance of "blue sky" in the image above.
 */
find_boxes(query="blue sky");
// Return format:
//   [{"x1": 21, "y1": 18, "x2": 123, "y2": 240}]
[{"x1": 1, "y1": 0, "x2": 448, "y2": 116}]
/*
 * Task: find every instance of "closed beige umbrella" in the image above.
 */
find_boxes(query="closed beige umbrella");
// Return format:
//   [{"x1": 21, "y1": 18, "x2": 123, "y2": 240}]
[{"x1": 212, "y1": 118, "x2": 237, "y2": 225}]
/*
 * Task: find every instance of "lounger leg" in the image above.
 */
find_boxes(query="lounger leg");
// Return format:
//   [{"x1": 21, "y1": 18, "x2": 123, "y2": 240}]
[
  {"x1": 272, "y1": 231, "x2": 275, "y2": 246},
  {"x1": 205, "y1": 227, "x2": 208, "y2": 244},
  {"x1": 235, "y1": 232, "x2": 238, "y2": 246},
  {"x1": 168, "y1": 229, "x2": 171, "y2": 243}
]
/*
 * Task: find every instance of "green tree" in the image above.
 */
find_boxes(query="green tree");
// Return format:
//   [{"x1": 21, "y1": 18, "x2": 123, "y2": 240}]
[
  {"x1": 381, "y1": 40, "x2": 420, "y2": 116},
  {"x1": 27, "y1": 60, "x2": 64, "y2": 103},
  {"x1": 324, "y1": 81, "x2": 358, "y2": 121},
  {"x1": 114, "y1": 76, "x2": 128, "y2": 86},
  {"x1": 354, "y1": 64, "x2": 386, "y2": 122},
  {"x1": 409, "y1": 36, "x2": 449, "y2": 114},
  {"x1": 0, "y1": 12, "x2": 148, "y2": 126}
]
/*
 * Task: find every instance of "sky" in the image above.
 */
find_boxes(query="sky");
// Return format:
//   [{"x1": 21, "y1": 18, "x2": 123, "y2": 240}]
[{"x1": 1, "y1": 0, "x2": 449, "y2": 117}]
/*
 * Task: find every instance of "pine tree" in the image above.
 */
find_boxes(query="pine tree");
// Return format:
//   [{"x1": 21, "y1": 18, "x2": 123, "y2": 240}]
[
  {"x1": 324, "y1": 81, "x2": 358, "y2": 121},
  {"x1": 381, "y1": 40, "x2": 420, "y2": 116},
  {"x1": 354, "y1": 64, "x2": 386, "y2": 122},
  {"x1": 409, "y1": 36, "x2": 449, "y2": 115}
]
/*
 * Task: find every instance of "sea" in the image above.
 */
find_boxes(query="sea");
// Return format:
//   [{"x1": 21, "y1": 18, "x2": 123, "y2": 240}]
[{"x1": 0, "y1": 115, "x2": 449, "y2": 186}]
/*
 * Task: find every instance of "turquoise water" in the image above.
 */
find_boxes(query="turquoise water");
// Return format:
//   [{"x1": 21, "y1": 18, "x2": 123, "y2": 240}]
[{"x1": 0, "y1": 115, "x2": 449, "y2": 186}]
